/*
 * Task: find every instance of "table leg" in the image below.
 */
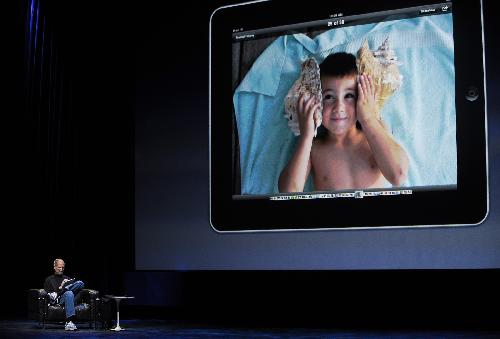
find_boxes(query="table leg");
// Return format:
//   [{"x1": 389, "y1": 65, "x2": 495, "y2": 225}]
[{"x1": 110, "y1": 299, "x2": 123, "y2": 331}]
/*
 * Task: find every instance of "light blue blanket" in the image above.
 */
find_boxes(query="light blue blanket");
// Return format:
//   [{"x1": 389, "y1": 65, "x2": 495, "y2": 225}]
[{"x1": 233, "y1": 14, "x2": 456, "y2": 194}]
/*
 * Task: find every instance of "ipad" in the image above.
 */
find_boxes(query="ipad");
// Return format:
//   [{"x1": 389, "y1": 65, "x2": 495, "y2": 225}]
[
  {"x1": 62, "y1": 278, "x2": 77, "y2": 288},
  {"x1": 210, "y1": 0, "x2": 488, "y2": 231}
]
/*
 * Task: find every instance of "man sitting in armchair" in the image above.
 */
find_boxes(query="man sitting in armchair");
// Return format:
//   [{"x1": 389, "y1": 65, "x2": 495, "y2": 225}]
[{"x1": 44, "y1": 258, "x2": 84, "y2": 331}]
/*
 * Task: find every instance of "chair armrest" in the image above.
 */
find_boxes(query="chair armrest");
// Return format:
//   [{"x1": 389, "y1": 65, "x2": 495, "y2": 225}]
[
  {"x1": 79, "y1": 289, "x2": 99, "y2": 325},
  {"x1": 28, "y1": 288, "x2": 47, "y2": 299},
  {"x1": 27, "y1": 289, "x2": 47, "y2": 304},
  {"x1": 78, "y1": 289, "x2": 99, "y2": 303},
  {"x1": 86, "y1": 289, "x2": 99, "y2": 299},
  {"x1": 27, "y1": 289, "x2": 48, "y2": 320}
]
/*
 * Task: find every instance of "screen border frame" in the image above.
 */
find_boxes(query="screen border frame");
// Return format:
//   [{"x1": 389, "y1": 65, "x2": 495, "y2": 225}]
[{"x1": 209, "y1": 0, "x2": 489, "y2": 232}]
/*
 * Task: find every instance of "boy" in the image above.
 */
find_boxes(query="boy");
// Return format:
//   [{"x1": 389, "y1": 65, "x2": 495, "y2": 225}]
[{"x1": 278, "y1": 52, "x2": 409, "y2": 193}]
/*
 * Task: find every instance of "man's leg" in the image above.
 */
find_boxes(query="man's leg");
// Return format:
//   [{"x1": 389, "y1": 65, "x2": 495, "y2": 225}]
[
  {"x1": 65, "y1": 280, "x2": 84, "y2": 294},
  {"x1": 60, "y1": 291, "x2": 76, "y2": 319},
  {"x1": 64, "y1": 280, "x2": 84, "y2": 304},
  {"x1": 60, "y1": 291, "x2": 78, "y2": 330}
]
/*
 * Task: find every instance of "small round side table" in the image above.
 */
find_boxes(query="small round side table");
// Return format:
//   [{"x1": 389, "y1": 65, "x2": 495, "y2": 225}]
[{"x1": 104, "y1": 295, "x2": 135, "y2": 331}]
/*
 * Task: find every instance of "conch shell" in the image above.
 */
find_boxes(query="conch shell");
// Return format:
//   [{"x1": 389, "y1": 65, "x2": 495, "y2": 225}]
[
  {"x1": 284, "y1": 57, "x2": 323, "y2": 137},
  {"x1": 357, "y1": 37, "x2": 403, "y2": 119}
]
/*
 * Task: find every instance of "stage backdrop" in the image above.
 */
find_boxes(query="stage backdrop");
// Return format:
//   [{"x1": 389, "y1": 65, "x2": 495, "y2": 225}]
[{"x1": 135, "y1": 0, "x2": 500, "y2": 270}]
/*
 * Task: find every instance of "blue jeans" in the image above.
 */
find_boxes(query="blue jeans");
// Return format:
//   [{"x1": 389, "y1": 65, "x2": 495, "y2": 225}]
[{"x1": 59, "y1": 280, "x2": 84, "y2": 319}]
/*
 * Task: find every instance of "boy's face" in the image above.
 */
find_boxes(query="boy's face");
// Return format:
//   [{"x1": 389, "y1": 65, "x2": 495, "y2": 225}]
[{"x1": 320, "y1": 75, "x2": 357, "y2": 136}]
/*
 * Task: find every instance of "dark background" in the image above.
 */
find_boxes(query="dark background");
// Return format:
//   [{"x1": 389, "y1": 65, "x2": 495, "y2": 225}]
[{"x1": 3, "y1": 0, "x2": 500, "y2": 329}]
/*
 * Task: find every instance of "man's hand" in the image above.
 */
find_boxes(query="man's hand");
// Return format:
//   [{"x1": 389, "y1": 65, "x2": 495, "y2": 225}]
[
  {"x1": 297, "y1": 92, "x2": 321, "y2": 140},
  {"x1": 59, "y1": 278, "x2": 70, "y2": 290},
  {"x1": 356, "y1": 73, "x2": 380, "y2": 125}
]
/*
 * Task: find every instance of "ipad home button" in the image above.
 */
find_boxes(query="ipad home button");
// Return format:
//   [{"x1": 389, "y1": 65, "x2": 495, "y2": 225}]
[{"x1": 465, "y1": 86, "x2": 479, "y2": 101}]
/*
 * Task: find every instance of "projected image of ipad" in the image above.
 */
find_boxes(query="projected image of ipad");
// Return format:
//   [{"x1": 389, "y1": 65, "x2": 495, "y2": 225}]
[{"x1": 232, "y1": 2, "x2": 456, "y2": 200}]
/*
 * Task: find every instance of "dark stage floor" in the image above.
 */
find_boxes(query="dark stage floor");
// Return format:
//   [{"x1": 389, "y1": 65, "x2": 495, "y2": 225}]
[{"x1": 0, "y1": 320, "x2": 499, "y2": 338}]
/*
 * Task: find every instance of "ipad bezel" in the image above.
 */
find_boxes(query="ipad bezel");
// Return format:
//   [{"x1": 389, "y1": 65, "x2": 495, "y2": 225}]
[{"x1": 209, "y1": 0, "x2": 488, "y2": 232}]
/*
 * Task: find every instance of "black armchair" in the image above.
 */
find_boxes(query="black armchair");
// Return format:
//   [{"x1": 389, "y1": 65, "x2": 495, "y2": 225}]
[{"x1": 28, "y1": 288, "x2": 99, "y2": 329}]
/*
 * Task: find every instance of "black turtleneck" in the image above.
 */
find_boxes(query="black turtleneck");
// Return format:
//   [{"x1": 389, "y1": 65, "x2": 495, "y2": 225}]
[{"x1": 44, "y1": 273, "x2": 72, "y2": 295}]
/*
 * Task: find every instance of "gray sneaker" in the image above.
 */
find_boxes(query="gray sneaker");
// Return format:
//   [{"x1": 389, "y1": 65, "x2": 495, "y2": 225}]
[{"x1": 65, "y1": 321, "x2": 77, "y2": 331}]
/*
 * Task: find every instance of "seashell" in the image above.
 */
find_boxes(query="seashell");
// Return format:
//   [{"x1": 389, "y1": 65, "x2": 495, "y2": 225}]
[
  {"x1": 357, "y1": 37, "x2": 403, "y2": 119},
  {"x1": 284, "y1": 57, "x2": 323, "y2": 137}
]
